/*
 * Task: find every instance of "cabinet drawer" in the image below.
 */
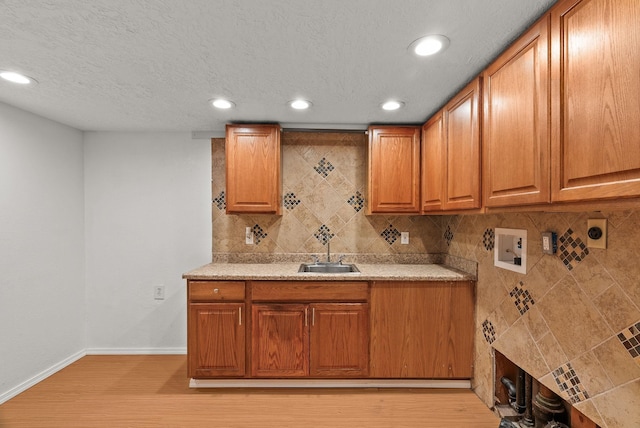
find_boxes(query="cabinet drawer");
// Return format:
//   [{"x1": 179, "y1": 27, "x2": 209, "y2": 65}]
[
  {"x1": 189, "y1": 281, "x2": 245, "y2": 301},
  {"x1": 251, "y1": 281, "x2": 368, "y2": 302}
]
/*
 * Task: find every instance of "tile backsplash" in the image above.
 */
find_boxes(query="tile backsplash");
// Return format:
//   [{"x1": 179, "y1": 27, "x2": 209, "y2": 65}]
[
  {"x1": 447, "y1": 211, "x2": 640, "y2": 428},
  {"x1": 211, "y1": 132, "x2": 443, "y2": 258}
]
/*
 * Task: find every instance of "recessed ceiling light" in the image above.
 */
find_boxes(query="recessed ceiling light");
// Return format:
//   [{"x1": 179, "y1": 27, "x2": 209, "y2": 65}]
[
  {"x1": 409, "y1": 35, "x2": 450, "y2": 56},
  {"x1": 211, "y1": 98, "x2": 235, "y2": 109},
  {"x1": 289, "y1": 99, "x2": 312, "y2": 110},
  {"x1": 0, "y1": 70, "x2": 37, "y2": 85},
  {"x1": 381, "y1": 100, "x2": 404, "y2": 111}
]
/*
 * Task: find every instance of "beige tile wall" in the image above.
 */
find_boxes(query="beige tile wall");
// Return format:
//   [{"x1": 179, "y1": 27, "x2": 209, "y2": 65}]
[
  {"x1": 211, "y1": 133, "x2": 443, "y2": 258},
  {"x1": 445, "y1": 211, "x2": 640, "y2": 428}
]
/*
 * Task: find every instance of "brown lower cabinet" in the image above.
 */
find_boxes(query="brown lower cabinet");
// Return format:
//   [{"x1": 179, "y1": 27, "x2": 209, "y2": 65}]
[
  {"x1": 187, "y1": 279, "x2": 474, "y2": 380},
  {"x1": 370, "y1": 281, "x2": 474, "y2": 378},
  {"x1": 251, "y1": 303, "x2": 369, "y2": 378}
]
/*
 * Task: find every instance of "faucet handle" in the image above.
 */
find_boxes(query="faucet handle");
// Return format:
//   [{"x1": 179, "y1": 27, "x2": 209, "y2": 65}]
[
  {"x1": 311, "y1": 254, "x2": 320, "y2": 264},
  {"x1": 337, "y1": 254, "x2": 345, "y2": 264}
]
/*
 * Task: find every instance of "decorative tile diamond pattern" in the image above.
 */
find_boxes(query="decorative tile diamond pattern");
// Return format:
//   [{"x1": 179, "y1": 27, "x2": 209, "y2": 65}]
[
  {"x1": 483, "y1": 228, "x2": 495, "y2": 251},
  {"x1": 314, "y1": 225, "x2": 334, "y2": 245},
  {"x1": 509, "y1": 281, "x2": 536, "y2": 316},
  {"x1": 212, "y1": 191, "x2": 226, "y2": 210},
  {"x1": 482, "y1": 320, "x2": 496, "y2": 344},
  {"x1": 558, "y1": 228, "x2": 589, "y2": 271},
  {"x1": 347, "y1": 191, "x2": 365, "y2": 212},
  {"x1": 444, "y1": 225, "x2": 454, "y2": 246},
  {"x1": 283, "y1": 192, "x2": 301, "y2": 210},
  {"x1": 313, "y1": 157, "x2": 335, "y2": 178},
  {"x1": 553, "y1": 363, "x2": 590, "y2": 404},
  {"x1": 381, "y1": 224, "x2": 401, "y2": 245},
  {"x1": 617, "y1": 321, "x2": 640, "y2": 363},
  {"x1": 251, "y1": 224, "x2": 268, "y2": 245}
]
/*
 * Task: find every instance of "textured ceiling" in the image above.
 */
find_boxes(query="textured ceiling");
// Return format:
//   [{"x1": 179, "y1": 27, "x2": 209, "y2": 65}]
[{"x1": 0, "y1": 0, "x2": 556, "y2": 133}]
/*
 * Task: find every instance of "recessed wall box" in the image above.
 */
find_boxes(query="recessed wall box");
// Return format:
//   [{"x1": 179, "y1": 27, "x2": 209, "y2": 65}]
[{"x1": 494, "y1": 228, "x2": 527, "y2": 274}]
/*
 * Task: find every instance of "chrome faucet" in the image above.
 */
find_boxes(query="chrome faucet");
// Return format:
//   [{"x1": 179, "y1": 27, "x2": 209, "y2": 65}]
[{"x1": 325, "y1": 233, "x2": 331, "y2": 263}]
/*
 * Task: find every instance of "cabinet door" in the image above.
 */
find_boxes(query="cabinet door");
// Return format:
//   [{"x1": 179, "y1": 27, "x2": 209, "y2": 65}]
[
  {"x1": 421, "y1": 111, "x2": 446, "y2": 212},
  {"x1": 551, "y1": 0, "x2": 640, "y2": 201},
  {"x1": 188, "y1": 303, "x2": 245, "y2": 378},
  {"x1": 443, "y1": 78, "x2": 482, "y2": 210},
  {"x1": 251, "y1": 304, "x2": 309, "y2": 377},
  {"x1": 370, "y1": 281, "x2": 474, "y2": 378},
  {"x1": 367, "y1": 126, "x2": 421, "y2": 214},
  {"x1": 483, "y1": 16, "x2": 550, "y2": 207},
  {"x1": 309, "y1": 303, "x2": 369, "y2": 377},
  {"x1": 225, "y1": 124, "x2": 281, "y2": 214}
]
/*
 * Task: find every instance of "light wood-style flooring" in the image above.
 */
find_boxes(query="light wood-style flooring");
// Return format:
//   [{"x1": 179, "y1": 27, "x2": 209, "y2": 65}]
[{"x1": 0, "y1": 355, "x2": 499, "y2": 427}]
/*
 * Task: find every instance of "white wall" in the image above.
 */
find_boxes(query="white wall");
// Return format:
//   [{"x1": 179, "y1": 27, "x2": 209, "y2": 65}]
[
  {"x1": 84, "y1": 132, "x2": 210, "y2": 353},
  {"x1": 0, "y1": 102, "x2": 85, "y2": 401}
]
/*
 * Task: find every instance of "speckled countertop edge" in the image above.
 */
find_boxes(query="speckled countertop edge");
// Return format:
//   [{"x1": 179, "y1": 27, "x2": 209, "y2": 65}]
[{"x1": 183, "y1": 253, "x2": 476, "y2": 282}]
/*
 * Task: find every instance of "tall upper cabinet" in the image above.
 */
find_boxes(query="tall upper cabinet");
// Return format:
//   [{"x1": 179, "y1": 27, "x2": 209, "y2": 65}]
[
  {"x1": 550, "y1": 0, "x2": 640, "y2": 202},
  {"x1": 225, "y1": 124, "x2": 281, "y2": 214},
  {"x1": 482, "y1": 16, "x2": 550, "y2": 207},
  {"x1": 367, "y1": 126, "x2": 421, "y2": 214},
  {"x1": 422, "y1": 78, "x2": 482, "y2": 212}
]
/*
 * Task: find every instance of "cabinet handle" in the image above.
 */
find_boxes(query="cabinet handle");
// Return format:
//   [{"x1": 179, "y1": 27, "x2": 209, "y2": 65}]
[
  {"x1": 239, "y1": 307, "x2": 242, "y2": 326},
  {"x1": 304, "y1": 308, "x2": 308, "y2": 327},
  {"x1": 312, "y1": 307, "x2": 315, "y2": 326}
]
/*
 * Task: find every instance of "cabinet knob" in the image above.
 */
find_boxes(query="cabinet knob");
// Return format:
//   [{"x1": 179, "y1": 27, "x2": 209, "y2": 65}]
[{"x1": 213, "y1": 288, "x2": 219, "y2": 294}]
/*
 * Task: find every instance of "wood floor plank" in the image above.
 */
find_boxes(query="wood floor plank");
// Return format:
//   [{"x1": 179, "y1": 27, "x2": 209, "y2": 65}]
[{"x1": 0, "y1": 355, "x2": 499, "y2": 427}]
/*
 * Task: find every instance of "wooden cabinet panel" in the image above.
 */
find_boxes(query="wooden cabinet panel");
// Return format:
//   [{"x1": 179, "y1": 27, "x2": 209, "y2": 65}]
[
  {"x1": 483, "y1": 16, "x2": 551, "y2": 207},
  {"x1": 225, "y1": 124, "x2": 281, "y2": 214},
  {"x1": 367, "y1": 126, "x2": 421, "y2": 214},
  {"x1": 251, "y1": 281, "x2": 368, "y2": 302},
  {"x1": 188, "y1": 303, "x2": 245, "y2": 378},
  {"x1": 443, "y1": 79, "x2": 482, "y2": 210},
  {"x1": 189, "y1": 281, "x2": 245, "y2": 302},
  {"x1": 251, "y1": 304, "x2": 309, "y2": 377},
  {"x1": 370, "y1": 281, "x2": 474, "y2": 378},
  {"x1": 551, "y1": 0, "x2": 640, "y2": 201},
  {"x1": 310, "y1": 303, "x2": 369, "y2": 377},
  {"x1": 421, "y1": 111, "x2": 446, "y2": 212}
]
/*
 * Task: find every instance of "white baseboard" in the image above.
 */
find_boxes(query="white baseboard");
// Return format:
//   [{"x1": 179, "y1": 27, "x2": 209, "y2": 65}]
[
  {"x1": 190, "y1": 378, "x2": 472, "y2": 389},
  {"x1": 0, "y1": 350, "x2": 86, "y2": 405},
  {"x1": 85, "y1": 347, "x2": 186, "y2": 355}
]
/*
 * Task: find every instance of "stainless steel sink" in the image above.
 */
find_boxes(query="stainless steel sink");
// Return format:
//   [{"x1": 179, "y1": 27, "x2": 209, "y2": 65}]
[{"x1": 298, "y1": 263, "x2": 360, "y2": 273}]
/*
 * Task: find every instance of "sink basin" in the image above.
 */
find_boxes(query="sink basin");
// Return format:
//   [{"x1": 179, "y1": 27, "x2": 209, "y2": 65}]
[{"x1": 298, "y1": 263, "x2": 360, "y2": 273}]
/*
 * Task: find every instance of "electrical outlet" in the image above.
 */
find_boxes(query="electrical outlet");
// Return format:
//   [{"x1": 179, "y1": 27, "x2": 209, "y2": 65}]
[
  {"x1": 587, "y1": 218, "x2": 607, "y2": 249},
  {"x1": 541, "y1": 232, "x2": 557, "y2": 255},
  {"x1": 401, "y1": 232, "x2": 409, "y2": 244},
  {"x1": 245, "y1": 227, "x2": 254, "y2": 245},
  {"x1": 154, "y1": 286, "x2": 165, "y2": 300}
]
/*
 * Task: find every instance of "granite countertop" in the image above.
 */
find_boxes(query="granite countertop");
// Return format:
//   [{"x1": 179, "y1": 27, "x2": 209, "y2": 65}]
[{"x1": 182, "y1": 262, "x2": 474, "y2": 282}]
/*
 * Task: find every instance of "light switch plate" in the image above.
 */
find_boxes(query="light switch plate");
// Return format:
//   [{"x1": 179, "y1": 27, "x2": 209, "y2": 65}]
[
  {"x1": 401, "y1": 232, "x2": 409, "y2": 244},
  {"x1": 587, "y1": 218, "x2": 607, "y2": 249},
  {"x1": 245, "y1": 227, "x2": 254, "y2": 245}
]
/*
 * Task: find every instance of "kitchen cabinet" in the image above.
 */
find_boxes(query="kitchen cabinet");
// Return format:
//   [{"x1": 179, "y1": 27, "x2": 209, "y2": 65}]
[
  {"x1": 421, "y1": 111, "x2": 446, "y2": 212},
  {"x1": 443, "y1": 78, "x2": 482, "y2": 211},
  {"x1": 225, "y1": 124, "x2": 281, "y2": 214},
  {"x1": 251, "y1": 302, "x2": 369, "y2": 377},
  {"x1": 550, "y1": 0, "x2": 640, "y2": 202},
  {"x1": 369, "y1": 281, "x2": 474, "y2": 378},
  {"x1": 187, "y1": 281, "x2": 245, "y2": 378},
  {"x1": 367, "y1": 126, "x2": 421, "y2": 214},
  {"x1": 250, "y1": 281, "x2": 369, "y2": 378},
  {"x1": 421, "y1": 79, "x2": 482, "y2": 213},
  {"x1": 483, "y1": 16, "x2": 551, "y2": 207}
]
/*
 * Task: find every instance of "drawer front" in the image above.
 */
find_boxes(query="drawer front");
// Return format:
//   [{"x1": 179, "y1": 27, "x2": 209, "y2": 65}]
[
  {"x1": 189, "y1": 281, "x2": 245, "y2": 301},
  {"x1": 251, "y1": 281, "x2": 368, "y2": 302}
]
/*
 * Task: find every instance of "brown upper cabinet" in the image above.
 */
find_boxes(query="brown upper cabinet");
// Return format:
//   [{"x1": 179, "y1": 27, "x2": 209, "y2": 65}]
[
  {"x1": 225, "y1": 124, "x2": 281, "y2": 214},
  {"x1": 550, "y1": 0, "x2": 640, "y2": 202},
  {"x1": 367, "y1": 126, "x2": 421, "y2": 214},
  {"x1": 483, "y1": 16, "x2": 551, "y2": 207},
  {"x1": 422, "y1": 78, "x2": 482, "y2": 212}
]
